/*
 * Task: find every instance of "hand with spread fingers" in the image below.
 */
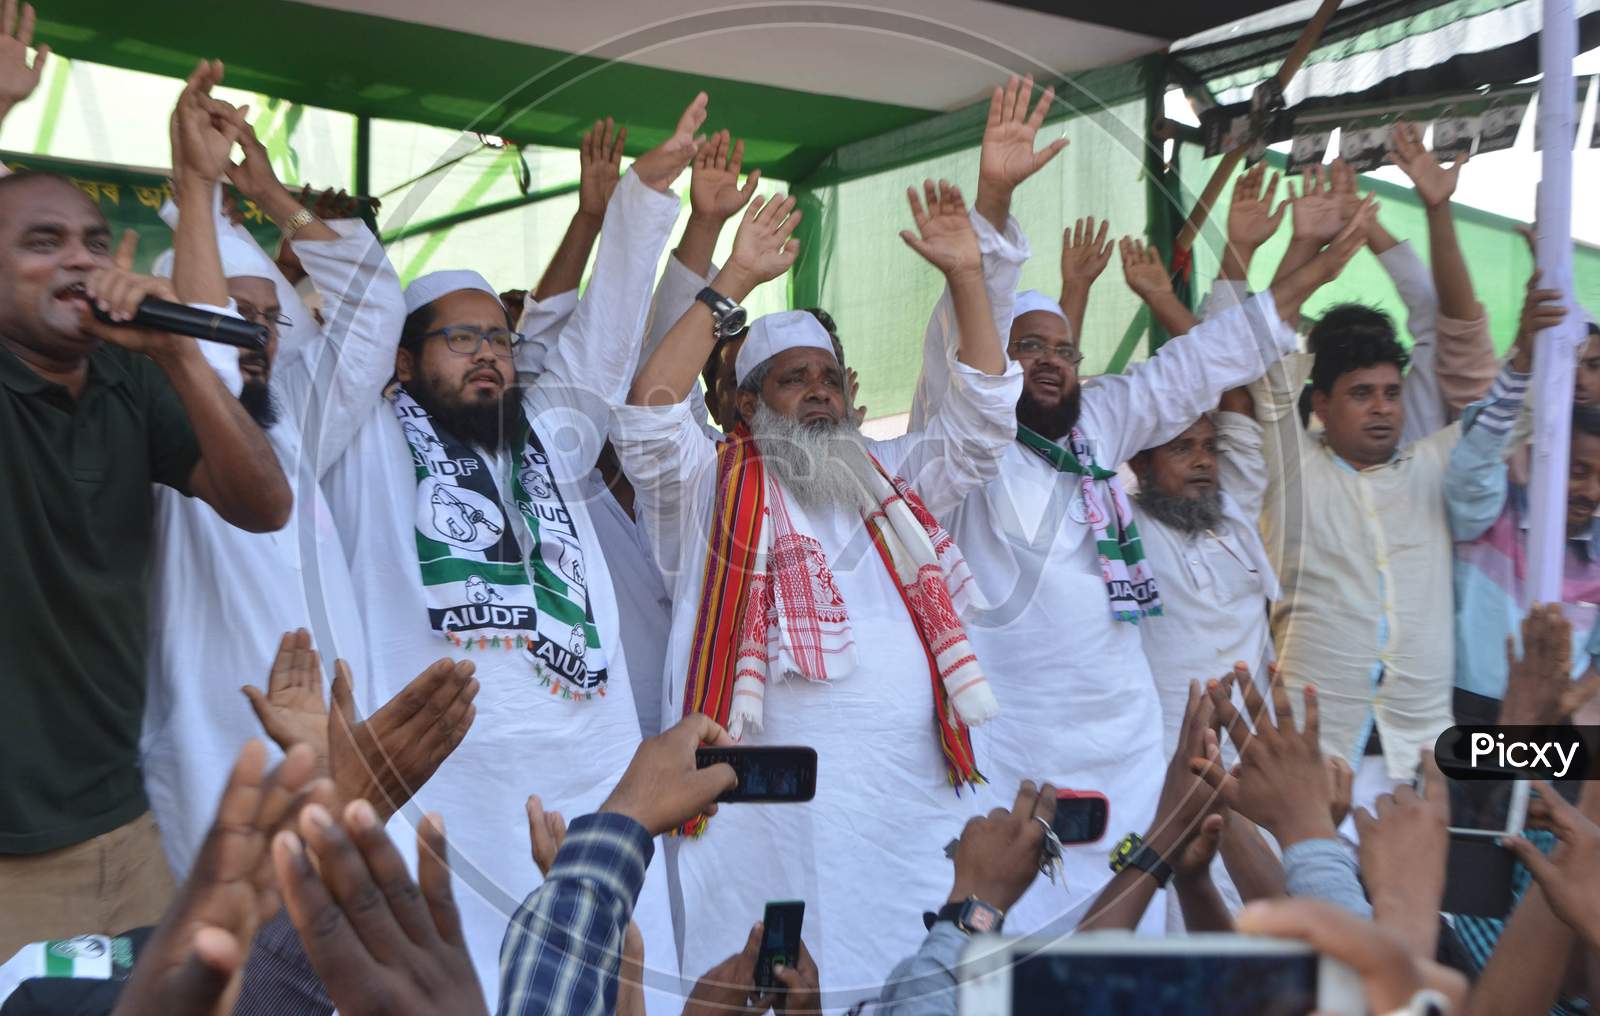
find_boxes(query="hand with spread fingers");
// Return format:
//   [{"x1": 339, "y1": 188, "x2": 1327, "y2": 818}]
[
  {"x1": 1388, "y1": 120, "x2": 1465, "y2": 210},
  {"x1": 1060, "y1": 216, "x2": 1114, "y2": 293},
  {"x1": 1227, "y1": 163, "x2": 1286, "y2": 253},
  {"x1": 526, "y1": 795, "x2": 645, "y2": 1016},
  {"x1": 1500, "y1": 603, "x2": 1598, "y2": 726},
  {"x1": 717, "y1": 193, "x2": 802, "y2": 300},
  {"x1": 690, "y1": 128, "x2": 760, "y2": 225},
  {"x1": 1190, "y1": 665, "x2": 1338, "y2": 851},
  {"x1": 630, "y1": 91, "x2": 708, "y2": 193},
  {"x1": 273, "y1": 804, "x2": 488, "y2": 1016},
  {"x1": 901, "y1": 180, "x2": 982, "y2": 281},
  {"x1": 948, "y1": 780, "x2": 1058, "y2": 912},
  {"x1": 1118, "y1": 236, "x2": 1174, "y2": 302},
  {"x1": 1504, "y1": 781, "x2": 1600, "y2": 950},
  {"x1": 1152, "y1": 680, "x2": 1226, "y2": 864},
  {"x1": 244, "y1": 628, "x2": 480, "y2": 821},
  {"x1": 1354, "y1": 750, "x2": 1451, "y2": 957},
  {"x1": 111, "y1": 741, "x2": 332, "y2": 1016},
  {"x1": 0, "y1": 0, "x2": 47, "y2": 116},
  {"x1": 578, "y1": 116, "x2": 626, "y2": 220},
  {"x1": 1286, "y1": 163, "x2": 1344, "y2": 244},
  {"x1": 975, "y1": 74, "x2": 1068, "y2": 227},
  {"x1": 1237, "y1": 898, "x2": 1468, "y2": 1015}
]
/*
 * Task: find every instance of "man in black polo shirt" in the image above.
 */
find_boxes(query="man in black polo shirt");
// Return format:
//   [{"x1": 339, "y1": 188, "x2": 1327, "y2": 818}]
[{"x1": 0, "y1": 61, "x2": 291, "y2": 955}]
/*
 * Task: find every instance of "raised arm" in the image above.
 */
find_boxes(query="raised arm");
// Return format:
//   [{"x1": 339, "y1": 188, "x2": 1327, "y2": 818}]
[
  {"x1": 1270, "y1": 164, "x2": 1344, "y2": 291},
  {"x1": 0, "y1": 1, "x2": 46, "y2": 142},
  {"x1": 1059, "y1": 216, "x2": 1112, "y2": 341},
  {"x1": 536, "y1": 118, "x2": 622, "y2": 301},
  {"x1": 973, "y1": 74, "x2": 1068, "y2": 233},
  {"x1": 1219, "y1": 163, "x2": 1285, "y2": 285},
  {"x1": 629, "y1": 192, "x2": 800, "y2": 406},
  {"x1": 1118, "y1": 235, "x2": 1197, "y2": 336}
]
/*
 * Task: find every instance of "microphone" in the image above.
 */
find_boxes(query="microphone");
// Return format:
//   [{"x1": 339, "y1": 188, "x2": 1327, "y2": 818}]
[{"x1": 92, "y1": 297, "x2": 268, "y2": 350}]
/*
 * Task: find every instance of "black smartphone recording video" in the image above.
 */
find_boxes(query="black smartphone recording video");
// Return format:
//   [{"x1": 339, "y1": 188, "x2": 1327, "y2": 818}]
[
  {"x1": 695, "y1": 746, "x2": 818, "y2": 803},
  {"x1": 756, "y1": 900, "x2": 805, "y2": 990}
]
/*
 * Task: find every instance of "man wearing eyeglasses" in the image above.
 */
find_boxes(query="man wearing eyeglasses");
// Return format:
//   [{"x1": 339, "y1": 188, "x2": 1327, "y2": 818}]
[
  {"x1": 140, "y1": 104, "x2": 405, "y2": 885},
  {"x1": 316, "y1": 95, "x2": 705, "y2": 1011}
]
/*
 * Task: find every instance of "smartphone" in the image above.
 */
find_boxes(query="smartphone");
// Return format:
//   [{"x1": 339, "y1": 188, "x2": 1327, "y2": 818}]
[
  {"x1": 695, "y1": 746, "x2": 817, "y2": 803},
  {"x1": 1051, "y1": 789, "x2": 1109, "y2": 844},
  {"x1": 1441, "y1": 833, "x2": 1516, "y2": 917},
  {"x1": 755, "y1": 900, "x2": 804, "y2": 990},
  {"x1": 956, "y1": 932, "x2": 1364, "y2": 1016}
]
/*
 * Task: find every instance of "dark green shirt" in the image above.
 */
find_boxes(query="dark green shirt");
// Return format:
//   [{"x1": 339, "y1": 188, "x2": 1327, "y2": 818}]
[{"x1": 0, "y1": 341, "x2": 200, "y2": 853}]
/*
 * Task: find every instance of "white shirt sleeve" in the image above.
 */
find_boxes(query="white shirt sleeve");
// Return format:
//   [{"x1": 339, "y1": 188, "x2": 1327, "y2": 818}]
[
  {"x1": 1213, "y1": 410, "x2": 1268, "y2": 521},
  {"x1": 514, "y1": 289, "x2": 579, "y2": 382},
  {"x1": 1379, "y1": 241, "x2": 1446, "y2": 444},
  {"x1": 194, "y1": 300, "x2": 246, "y2": 397},
  {"x1": 1198, "y1": 278, "x2": 1251, "y2": 321},
  {"x1": 873, "y1": 358, "x2": 1023, "y2": 520},
  {"x1": 273, "y1": 218, "x2": 406, "y2": 474},
  {"x1": 906, "y1": 211, "x2": 1030, "y2": 431},
  {"x1": 609, "y1": 397, "x2": 719, "y2": 581},
  {"x1": 529, "y1": 170, "x2": 683, "y2": 479},
  {"x1": 644, "y1": 254, "x2": 718, "y2": 427},
  {"x1": 1082, "y1": 291, "x2": 1301, "y2": 468}
]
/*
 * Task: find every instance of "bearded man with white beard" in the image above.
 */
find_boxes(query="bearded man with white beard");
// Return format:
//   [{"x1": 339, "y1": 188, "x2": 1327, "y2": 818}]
[{"x1": 612, "y1": 180, "x2": 1022, "y2": 1004}]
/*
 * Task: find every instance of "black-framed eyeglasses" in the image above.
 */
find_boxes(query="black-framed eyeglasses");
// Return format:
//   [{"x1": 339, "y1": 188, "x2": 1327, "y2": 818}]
[
  {"x1": 1010, "y1": 337, "x2": 1084, "y2": 366},
  {"x1": 421, "y1": 325, "x2": 523, "y2": 358}
]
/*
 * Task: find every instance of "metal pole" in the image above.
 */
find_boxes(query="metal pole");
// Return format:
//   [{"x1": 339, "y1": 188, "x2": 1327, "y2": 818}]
[{"x1": 1526, "y1": 0, "x2": 1583, "y2": 604}]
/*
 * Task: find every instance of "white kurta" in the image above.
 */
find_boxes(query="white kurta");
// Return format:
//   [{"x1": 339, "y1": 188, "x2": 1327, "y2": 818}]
[
  {"x1": 611, "y1": 352, "x2": 1021, "y2": 1005},
  {"x1": 586, "y1": 469, "x2": 673, "y2": 737},
  {"x1": 913, "y1": 286, "x2": 1299, "y2": 937},
  {"x1": 320, "y1": 172, "x2": 682, "y2": 1010},
  {"x1": 140, "y1": 219, "x2": 400, "y2": 879}
]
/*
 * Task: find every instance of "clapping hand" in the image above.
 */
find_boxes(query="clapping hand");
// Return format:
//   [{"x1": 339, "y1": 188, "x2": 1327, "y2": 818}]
[
  {"x1": 0, "y1": 0, "x2": 47, "y2": 112},
  {"x1": 691, "y1": 128, "x2": 760, "y2": 224},
  {"x1": 578, "y1": 116, "x2": 625, "y2": 220},
  {"x1": 631, "y1": 91, "x2": 707, "y2": 193},
  {"x1": 901, "y1": 180, "x2": 981, "y2": 280},
  {"x1": 1388, "y1": 120, "x2": 1465, "y2": 210},
  {"x1": 1152, "y1": 680, "x2": 1225, "y2": 868}
]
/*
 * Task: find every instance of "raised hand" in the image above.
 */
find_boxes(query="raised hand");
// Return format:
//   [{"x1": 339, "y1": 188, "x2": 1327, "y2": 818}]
[
  {"x1": 1500, "y1": 603, "x2": 1598, "y2": 726},
  {"x1": 273, "y1": 806, "x2": 489, "y2": 1016},
  {"x1": 690, "y1": 128, "x2": 759, "y2": 224},
  {"x1": 976, "y1": 74, "x2": 1067, "y2": 226},
  {"x1": 1388, "y1": 120, "x2": 1464, "y2": 210},
  {"x1": 721, "y1": 192, "x2": 801, "y2": 295},
  {"x1": 1118, "y1": 236, "x2": 1174, "y2": 302},
  {"x1": 599, "y1": 713, "x2": 738, "y2": 836},
  {"x1": 222, "y1": 118, "x2": 281, "y2": 203},
  {"x1": 1060, "y1": 216, "x2": 1114, "y2": 292},
  {"x1": 1512, "y1": 272, "x2": 1567, "y2": 374},
  {"x1": 1506, "y1": 781, "x2": 1600, "y2": 949},
  {"x1": 1191, "y1": 665, "x2": 1337, "y2": 850},
  {"x1": 948, "y1": 779, "x2": 1057, "y2": 912},
  {"x1": 172, "y1": 60, "x2": 245, "y2": 187},
  {"x1": 630, "y1": 91, "x2": 707, "y2": 193},
  {"x1": 111, "y1": 742, "x2": 330, "y2": 1016},
  {"x1": 0, "y1": 0, "x2": 47, "y2": 111},
  {"x1": 578, "y1": 116, "x2": 625, "y2": 220},
  {"x1": 1354, "y1": 751, "x2": 1450, "y2": 956},
  {"x1": 1151, "y1": 680, "x2": 1225, "y2": 860},
  {"x1": 1227, "y1": 163, "x2": 1285, "y2": 251},
  {"x1": 846, "y1": 365, "x2": 868, "y2": 427},
  {"x1": 901, "y1": 179, "x2": 981, "y2": 280},
  {"x1": 1286, "y1": 164, "x2": 1343, "y2": 244},
  {"x1": 243, "y1": 628, "x2": 328, "y2": 763}
]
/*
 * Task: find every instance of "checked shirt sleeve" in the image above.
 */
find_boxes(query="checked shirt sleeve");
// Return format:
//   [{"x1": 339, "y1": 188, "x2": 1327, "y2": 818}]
[{"x1": 497, "y1": 812, "x2": 654, "y2": 1016}]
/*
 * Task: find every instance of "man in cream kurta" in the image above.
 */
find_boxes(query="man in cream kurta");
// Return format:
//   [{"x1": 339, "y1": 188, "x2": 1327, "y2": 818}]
[
  {"x1": 141, "y1": 194, "x2": 401, "y2": 880},
  {"x1": 913, "y1": 274, "x2": 1303, "y2": 938},
  {"x1": 321, "y1": 166, "x2": 682, "y2": 1008}
]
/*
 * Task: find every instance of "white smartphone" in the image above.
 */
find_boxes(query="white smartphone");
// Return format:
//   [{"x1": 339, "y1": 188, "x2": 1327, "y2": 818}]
[
  {"x1": 1425, "y1": 771, "x2": 1531, "y2": 839},
  {"x1": 955, "y1": 932, "x2": 1364, "y2": 1016}
]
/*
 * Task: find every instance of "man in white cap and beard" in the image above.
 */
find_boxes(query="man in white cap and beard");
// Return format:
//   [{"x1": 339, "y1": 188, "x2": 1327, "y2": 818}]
[
  {"x1": 318, "y1": 94, "x2": 705, "y2": 1009},
  {"x1": 911, "y1": 184, "x2": 1372, "y2": 935},
  {"x1": 613, "y1": 178, "x2": 1020, "y2": 1002},
  {"x1": 140, "y1": 114, "x2": 405, "y2": 880}
]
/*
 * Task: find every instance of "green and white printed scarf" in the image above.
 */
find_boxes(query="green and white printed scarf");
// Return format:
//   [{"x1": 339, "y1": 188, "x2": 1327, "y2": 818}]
[
  {"x1": 1016, "y1": 424, "x2": 1162, "y2": 623},
  {"x1": 392, "y1": 387, "x2": 608, "y2": 700}
]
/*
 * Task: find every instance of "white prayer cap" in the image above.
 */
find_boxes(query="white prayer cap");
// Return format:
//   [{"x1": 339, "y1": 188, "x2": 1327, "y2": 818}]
[
  {"x1": 735, "y1": 310, "x2": 839, "y2": 386},
  {"x1": 1010, "y1": 289, "x2": 1068, "y2": 329},
  {"x1": 149, "y1": 233, "x2": 277, "y2": 282},
  {"x1": 403, "y1": 269, "x2": 502, "y2": 317}
]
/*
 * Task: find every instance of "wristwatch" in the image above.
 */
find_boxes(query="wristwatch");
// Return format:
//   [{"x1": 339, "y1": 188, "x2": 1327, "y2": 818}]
[
  {"x1": 1377, "y1": 990, "x2": 1452, "y2": 1016},
  {"x1": 1108, "y1": 832, "x2": 1174, "y2": 888},
  {"x1": 922, "y1": 895, "x2": 1004, "y2": 935},
  {"x1": 276, "y1": 206, "x2": 316, "y2": 240},
  {"x1": 695, "y1": 286, "x2": 748, "y2": 340}
]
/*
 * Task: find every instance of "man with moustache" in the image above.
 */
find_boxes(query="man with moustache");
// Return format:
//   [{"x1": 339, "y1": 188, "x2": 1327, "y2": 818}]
[
  {"x1": 0, "y1": 61, "x2": 289, "y2": 952},
  {"x1": 318, "y1": 94, "x2": 704, "y2": 1008},
  {"x1": 140, "y1": 99, "x2": 404, "y2": 880},
  {"x1": 613, "y1": 176, "x2": 1017, "y2": 999}
]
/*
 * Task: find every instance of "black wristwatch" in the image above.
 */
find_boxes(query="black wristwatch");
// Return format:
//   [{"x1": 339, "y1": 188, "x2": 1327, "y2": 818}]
[
  {"x1": 922, "y1": 895, "x2": 1004, "y2": 935},
  {"x1": 1108, "y1": 832, "x2": 1174, "y2": 888},
  {"x1": 695, "y1": 286, "x2": 747, "y2": 340}
]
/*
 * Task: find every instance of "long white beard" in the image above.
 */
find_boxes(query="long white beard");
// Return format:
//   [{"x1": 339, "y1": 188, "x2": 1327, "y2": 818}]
[{"x1": 750, "y1": 401, "x2": 879, "y2": 516}]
